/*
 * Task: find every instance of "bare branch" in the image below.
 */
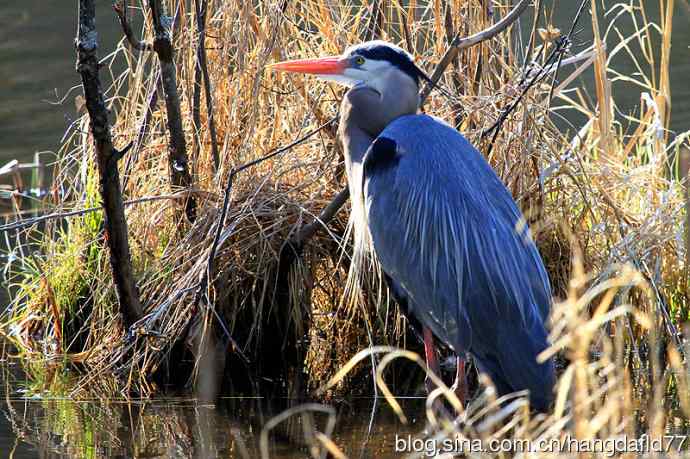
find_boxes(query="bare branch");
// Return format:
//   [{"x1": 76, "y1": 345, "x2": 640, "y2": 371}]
[
  {"x1": 113, "y1": 1, "x2": 152, "y2": 51},
  {"x1": 419, "y1": 0, "x2": 530, "y2": 102},
  {"x1": 149, "y1": 0, "x2": 196, "y2": 221},
  {"x1": 0, "y1": 191, "x2": 209, "y2": 233}
]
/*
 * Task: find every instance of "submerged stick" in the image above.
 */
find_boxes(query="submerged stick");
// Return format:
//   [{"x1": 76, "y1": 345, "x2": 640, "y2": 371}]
[{"x1": 76, "y1": 0, "x2": 143, "y2": 328}]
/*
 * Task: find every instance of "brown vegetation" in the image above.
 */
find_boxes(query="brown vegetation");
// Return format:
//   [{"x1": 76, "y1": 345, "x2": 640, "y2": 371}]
[{"x1": 2, "y1": 0, "x2": 690, "y2": 455}]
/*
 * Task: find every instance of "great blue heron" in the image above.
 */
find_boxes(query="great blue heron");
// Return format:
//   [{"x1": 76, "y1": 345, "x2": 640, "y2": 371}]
[{"x1": 272, "y1": 40, "x2": 555, "y2": 411}]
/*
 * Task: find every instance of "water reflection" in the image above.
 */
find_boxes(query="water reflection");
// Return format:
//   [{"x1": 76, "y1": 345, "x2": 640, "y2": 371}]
[{"x1": 0, "y1": 361, "x2": 424, "y2": 458}]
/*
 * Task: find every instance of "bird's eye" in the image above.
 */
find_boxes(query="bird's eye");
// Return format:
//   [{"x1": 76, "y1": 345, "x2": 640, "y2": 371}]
[{"x1": 354, "y1": 56, "x2": 365, "y2": 66}]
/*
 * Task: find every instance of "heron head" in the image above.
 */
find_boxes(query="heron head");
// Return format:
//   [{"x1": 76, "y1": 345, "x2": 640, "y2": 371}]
[{"x1": 271, "y1": 40, "x2": 426, "y2": 95}]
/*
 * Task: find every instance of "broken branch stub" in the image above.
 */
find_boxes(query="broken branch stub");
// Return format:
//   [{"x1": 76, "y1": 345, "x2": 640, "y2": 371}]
[{"x1": 113, "y1": 1, "x2": 153, "y2": 51}]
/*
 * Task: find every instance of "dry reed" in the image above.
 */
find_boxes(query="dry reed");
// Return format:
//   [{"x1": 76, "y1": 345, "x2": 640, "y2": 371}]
[{"x1": 1, "y1": 1, "x2": 689, "y2": 455}]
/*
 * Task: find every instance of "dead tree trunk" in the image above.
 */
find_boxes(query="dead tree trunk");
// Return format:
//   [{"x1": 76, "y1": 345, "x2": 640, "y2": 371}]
[
  {"x1": 76, "y1": 0, "x2": 143, "y2": 328},
  {"x1": 149, "y1": 0, "x2": 196, "y2": 221}
]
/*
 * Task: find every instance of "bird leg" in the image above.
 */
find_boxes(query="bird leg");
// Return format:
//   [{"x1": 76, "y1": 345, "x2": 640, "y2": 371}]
[
  {"x1": 423, "y1": 327, "x2": 441, "y2": 394},
  {"x1": 450, "y1": 355, "x2": 468, "y2": 406}
]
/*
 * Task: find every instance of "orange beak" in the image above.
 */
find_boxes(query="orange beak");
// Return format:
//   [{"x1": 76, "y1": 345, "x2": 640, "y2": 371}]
[{"x1": 270, "y1": 56, "x2": 346, "y2": 75}]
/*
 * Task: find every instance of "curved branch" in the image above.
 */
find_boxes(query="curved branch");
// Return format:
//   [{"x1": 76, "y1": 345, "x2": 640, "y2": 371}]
[
  {"x1": 290, "y1": 187, "x2": 349, "y2": 248},
  {"x1": 419, "y1": 0, "x2": 530, "y2": 102}
]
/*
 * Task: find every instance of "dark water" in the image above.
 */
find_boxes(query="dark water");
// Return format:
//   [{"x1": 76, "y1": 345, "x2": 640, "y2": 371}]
[
  {"x1": 0, "y1": 359, "x2": 427, "y2": 458},
  {"x1": 1, "y1": 1, "x2": 690, "y2": 457},
  {"x1": 0, "y1": 2, "x2": 124, "y2": 162}
]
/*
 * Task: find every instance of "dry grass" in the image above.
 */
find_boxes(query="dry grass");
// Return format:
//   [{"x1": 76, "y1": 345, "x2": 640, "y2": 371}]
[{"x1": 1, "y1": 0, "x2": 689, "y2": 455}]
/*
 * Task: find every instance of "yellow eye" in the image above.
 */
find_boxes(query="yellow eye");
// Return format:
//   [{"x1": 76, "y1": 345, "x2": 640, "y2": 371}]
[{"x1": 355, "y1": 56, "x2": 365, "y2": 65}]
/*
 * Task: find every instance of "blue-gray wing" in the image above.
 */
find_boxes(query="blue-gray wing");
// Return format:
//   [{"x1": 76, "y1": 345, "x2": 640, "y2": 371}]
[{"x1": 362, "y1": 114, "x2": 554, "y2": 409}]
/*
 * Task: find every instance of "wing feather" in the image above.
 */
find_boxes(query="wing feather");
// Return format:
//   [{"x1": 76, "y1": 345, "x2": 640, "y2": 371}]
[{"x1": 360, "y1": 114, "x2": 555, "y2": 408}]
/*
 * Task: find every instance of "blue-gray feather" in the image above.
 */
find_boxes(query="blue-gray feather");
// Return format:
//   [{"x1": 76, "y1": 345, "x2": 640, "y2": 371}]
[{"x1": 362, "y1": 114, "x2": 555, "y2": 411}]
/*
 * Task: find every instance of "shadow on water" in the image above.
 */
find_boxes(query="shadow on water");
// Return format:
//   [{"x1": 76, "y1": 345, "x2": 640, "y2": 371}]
[{"x1": 0, "y1": 357, "x2": 425, "y2": 458}]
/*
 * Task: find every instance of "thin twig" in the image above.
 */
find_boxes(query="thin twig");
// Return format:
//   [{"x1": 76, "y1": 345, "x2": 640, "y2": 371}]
[
  {"x1": 481, "y1": 0, "x2": 589, "y2": 155},
  {"x1": 123, "y1": 71, "x2": 161, "y2": 190},
  {"x1": 364, "y1": 0, "x2": 384, "y2": 41},
  {"x1": 482, "y1": 37, "x2": 569, "y2": 142},
  {"x1": 0, "y1": 192, "x2": 210, "y2": 233},
  {"x1": 524, "y1": 45, "x2": 600, "y2": 80},
  {"x1": 547, "y1": 0, "x2": 590, "y2": 104},
  {"x1": 521, "y1": 0, "x2": 543, "y2": 75}
]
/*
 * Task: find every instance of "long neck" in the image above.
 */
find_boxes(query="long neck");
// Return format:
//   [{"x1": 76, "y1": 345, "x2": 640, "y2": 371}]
[
  {"x1": 338, "y1": 74, "x2": 419, "y2": 198},
  {"x1": 339, "y1": 96, "x2": 374, "y2": 201}
]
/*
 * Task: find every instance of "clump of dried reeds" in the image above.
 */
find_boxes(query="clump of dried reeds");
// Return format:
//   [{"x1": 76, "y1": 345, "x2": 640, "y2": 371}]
[
  {"x1": 247, "y1": 0, "x2": 690, "y2": 455},
  {"x1": 1, "y1": 0, "x2": 687, "y2": 416},
  {"x1": 254, "y1": 258, "x2": 684, "y2": 458}
]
